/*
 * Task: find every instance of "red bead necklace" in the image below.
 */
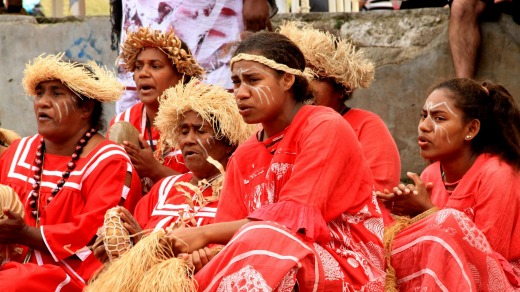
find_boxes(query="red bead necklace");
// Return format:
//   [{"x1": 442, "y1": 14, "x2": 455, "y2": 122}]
[{"x1": 29, "y1": 128, "x2": 97, "y2": 218}]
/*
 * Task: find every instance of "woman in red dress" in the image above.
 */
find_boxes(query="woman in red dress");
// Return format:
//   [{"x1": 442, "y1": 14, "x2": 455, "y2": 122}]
[
  {"x1": 279, "y1": 21, "x2": 401, "y2": 194},
  {"x1": 163, "y1": 31, "x2": 386, "y2": 291},
  {"x1": 379, "y1": 78, "x2": 520, "y2": 291},
  {"x1": 0, "y1": 54, "x2": 142, "y2": 291},
  {"x1": 109, "y1": 27, "x2": 205, "y2": 189}
]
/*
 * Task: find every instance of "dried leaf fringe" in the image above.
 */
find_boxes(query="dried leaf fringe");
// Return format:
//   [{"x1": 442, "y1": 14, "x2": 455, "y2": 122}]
[
  {"x1": 86, "y1": 229, "x2": 173, "y2": 292},
  {"x1": 155, "y1": 78, "x2": 256, "y2": 154},
  {"x1": 23, "y1": 53, "x2": 123, "y2": 102},
  {"x1": 279, "y1": 21, "x2": 375, "y2": 93},
  {"x1": 119, "y1": 27, "x2": 204, "y2": 78},
  {"x1": 137, "y1": 257, "x2": 197, "y2": 292}
]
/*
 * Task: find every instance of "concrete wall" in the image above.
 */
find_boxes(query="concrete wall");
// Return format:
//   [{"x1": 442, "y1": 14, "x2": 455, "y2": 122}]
[{"x1": 1, "y1": 9, "x2": 519, "y2": 176}]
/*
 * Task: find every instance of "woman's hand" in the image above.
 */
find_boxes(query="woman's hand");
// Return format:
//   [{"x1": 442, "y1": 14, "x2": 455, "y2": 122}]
[
  {"x1": 162, "y1": 226, "x2": 209, "y2": 255},
  {"x1": 123, "y1": 135, "x2": 179, "y2": 182},
  {"x1": 0, "y1": 208, "x2": 47, "y2": 252},
  {"x1": 178, "y1": 246, "x2": 215, "y2": 273},
  {"x1": 92, "y1": 235, "x2": 110, "y2": 264},
  {"x1": 117, "y1": 206, "x2": 143, "y2": 243},
  {"x1": 0, "y1": 208, "x2": 28, "y2": 244},
  {"x1": 376, "y1": 172, "x2": 435, "y2": 217},
  {"x1": 123, "y1": 135, "x2": 160, "y2": 178}
]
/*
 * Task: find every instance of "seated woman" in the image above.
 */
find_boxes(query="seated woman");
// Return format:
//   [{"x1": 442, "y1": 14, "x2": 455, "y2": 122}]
[
  {"x1": 0, "y1": 54, "x2": 142, "y2": 291},
  {"x1": 0, "y1": 128, "x2": 20, "y2": 157},
  {"x1": 163, "y1": 31, "x2": 386, "y2": 291},
  {"x1": 110, "y1": 27, "x2": 205, "y2": 190},
  {"x1": 379, "y1": 78, "x2": 520, "y2": 291},
  {"x1": 279, "y1": 21, "x2": 401, "y2": 193},
  {"x1": 87, "y1": 79, "x2": 254, "y2": 290}
]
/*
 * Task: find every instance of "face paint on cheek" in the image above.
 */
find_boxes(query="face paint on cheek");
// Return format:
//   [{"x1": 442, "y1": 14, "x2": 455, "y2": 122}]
[
  {"x1": 52, "y1": 101, "x2": 63, "y2": 123},
  {"x1": 62, "y1": 99, "x2": 73, "y2": 116},
  {"x1": 196, "y1": 138, "x2": 209, "y2": 157},
  {"x1": 425, "y1": 101, "x2": 455, "y2": 144},
  {"x1": 248, "y1": 65, "x2": 277, "y2": 106},
  {"x1": 205, "y1": 136, "x2": 215, "y2": 148},
  {"x1": 247, "y1": 85, "x2": 270, "y2": 105}
]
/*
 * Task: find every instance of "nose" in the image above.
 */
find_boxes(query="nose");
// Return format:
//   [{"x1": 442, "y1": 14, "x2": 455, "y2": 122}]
[
  {"x1": 184, "y1": 129, "x2": 197, "y2": 144},
  {"x1": 34, "y1": 92, "x2": 52, "y2": 108},
  {"x1": 234, "y1": 83, "x2": 250, "y2": 101},
  {"x1": 418, "y1": 116, "x2": 433, "y2": 133},
  {"x1": 136, "y1": 65, "x2": 151, "y2": 78}
]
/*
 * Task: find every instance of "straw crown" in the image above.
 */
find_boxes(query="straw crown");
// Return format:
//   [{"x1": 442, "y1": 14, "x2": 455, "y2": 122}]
[
  {"x1": 119, "y1": 27, "x2": 205, "y2": 78},
  {"x1": 155, "y1": 79, "x2": 255, "y2": 151},
  {"x1": 279, "y1": 21, "x2": 375, "y2": 93},
  {"x1": 23, "y1": 53, "x2": 124, "y2": 103}
]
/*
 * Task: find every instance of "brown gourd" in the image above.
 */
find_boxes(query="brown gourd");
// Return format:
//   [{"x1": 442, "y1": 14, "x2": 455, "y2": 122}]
[{"x1": 107, "y1": 121, "x2": 140, "y2": 146}]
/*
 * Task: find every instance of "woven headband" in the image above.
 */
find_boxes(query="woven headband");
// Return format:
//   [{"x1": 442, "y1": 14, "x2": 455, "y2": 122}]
[{"x1": 230, "y1": 53, "x2": 314, "y2": 80}]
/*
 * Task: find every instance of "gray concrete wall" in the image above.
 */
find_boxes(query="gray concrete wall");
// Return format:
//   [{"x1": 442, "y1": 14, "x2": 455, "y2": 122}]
[{"x1": 1, "y1": 9, "x2": 519, "y2": 176}]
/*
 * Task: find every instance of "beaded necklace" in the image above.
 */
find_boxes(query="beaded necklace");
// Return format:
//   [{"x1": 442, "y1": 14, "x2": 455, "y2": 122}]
[{"x1": 29, "y1": 128, "x2": 97, "y2": 221}]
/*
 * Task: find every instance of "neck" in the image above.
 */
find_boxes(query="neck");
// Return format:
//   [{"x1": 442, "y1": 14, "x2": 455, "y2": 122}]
[
  {"x1": 440, "y1": 150, "x2": 478, "y2": 183},
  {"x1": 43, "y1": 126, "x2": 91, "y2": 156},
  {"x1": 145, "y1": 105, "x2": 158, "y2": 124},
  {"x1": 191, "y1": 170, "x2": 223, "y2": 186},
  {"x1": 261, "y1": 101, "x2": 302, "y2": 139},
  {"x1": 336, "y1": 103, "x2": 349, "y2": 116},
  {"x1": 332, "y1": 92, "x2": 348, "y2": 115}
]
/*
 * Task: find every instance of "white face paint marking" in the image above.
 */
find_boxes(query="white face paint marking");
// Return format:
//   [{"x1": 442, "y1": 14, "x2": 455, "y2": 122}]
[
  {"x1": 233, "y1": 65, "x2": 277, "y2": 106},
  {"x1": 62, "y1": 99, "x2": 70, "y2": 116},
  {"x1": 205, "y1": 136, "x2": 215, "y2": 148},
  {"x1": 196, "y1": 138, "x2": 209, "y2": 157},
  {"x1": 52, "y1": 101, "x2": 62, "y2": 123},
  {"x1": 421, "y1": 101, "x2": 459, "y2": 144}
]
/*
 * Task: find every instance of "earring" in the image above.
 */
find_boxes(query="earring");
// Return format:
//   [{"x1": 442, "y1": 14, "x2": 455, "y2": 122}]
[{"x1": 465, "y1": 135, "x2": 472, "y2": 140}]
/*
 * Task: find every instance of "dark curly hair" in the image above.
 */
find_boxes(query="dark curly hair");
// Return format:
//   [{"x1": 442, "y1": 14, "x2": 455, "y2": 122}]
[
  {"x1": 431, "y1": 78, "x2": 520, "y2": 169},
  {"x1": 233, "y1": 31, "x2": 313, "y2": 103}
]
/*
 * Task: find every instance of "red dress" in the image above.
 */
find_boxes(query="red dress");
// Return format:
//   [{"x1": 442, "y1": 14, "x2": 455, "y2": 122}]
[
  {"x1": 109, "y1": 102, "x2": 189, "y2": 173},
  {"x1": 0, "y1": 135, "x2": 142, "y2": 291},
  {"x1": 391, "y1": 154, "x2": 520, "y2": 291},
  {"x1": 195, "y1": 106, "x2": 385, "y2": 291},
  {"x1": 133, "y1": 172, "x2": 219, "y2": 231},
  {"x1": 343, "y1": 109, "x2": 401, "y2": 192}
]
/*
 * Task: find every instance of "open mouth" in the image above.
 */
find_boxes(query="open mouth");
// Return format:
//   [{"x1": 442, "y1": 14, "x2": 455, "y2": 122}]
[
  {"x1": 237, "y1": 103, "x2": 250, "y2": 110},
  {"x1": 184, "y1": 150, "x2": 199, "y2": 158},
  {"x1": 37, "y1": 112, "x2": 51, "y2": 120},
  {"x1": 138, "y1": 84, "x2": 154, "y2": 93},
  {"x1": 237, "y1": 104, "x2": 253, "y2": 116},
  {"x1": 418, "y1": 136, "x2": 430, "y2": 147}
]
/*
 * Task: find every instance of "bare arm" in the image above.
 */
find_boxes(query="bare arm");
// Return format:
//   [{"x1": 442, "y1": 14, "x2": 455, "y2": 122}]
[
  {"x1": 165, "y1": 218, "x2": 251, "y2": 254},
  {"x1": 242, "y1": 0, "x2": 272, "y2": 32}
]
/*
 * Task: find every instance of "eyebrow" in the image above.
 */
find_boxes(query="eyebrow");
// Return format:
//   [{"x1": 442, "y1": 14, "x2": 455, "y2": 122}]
[
  {"x1": 36, "y1": 84, "x2": 66, "y2": 91},
  {"x1": 180, "y1": 122, "x2": 205, "y2": 128},
  {"x1": 424, "y1": 109, "x2": 447, "y2": 115},
  {"x1": 136, "y1": 58, "x2": 165, "y2": 63},
  {"x1": 233, "y1": 70, "x2": 262, "y2": 78}
]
